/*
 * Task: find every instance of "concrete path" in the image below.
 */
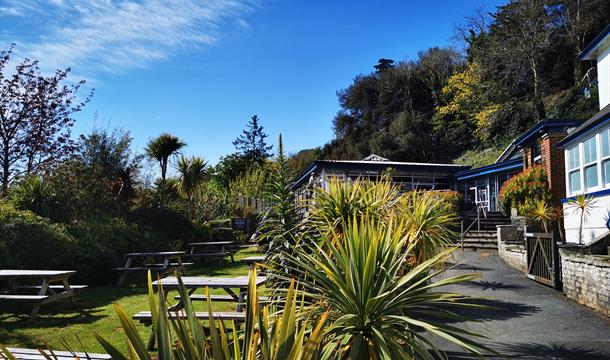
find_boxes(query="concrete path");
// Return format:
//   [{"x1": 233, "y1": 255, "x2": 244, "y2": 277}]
[{"x1": 436, "y1": 250, "x2": 610, "y2": 359}]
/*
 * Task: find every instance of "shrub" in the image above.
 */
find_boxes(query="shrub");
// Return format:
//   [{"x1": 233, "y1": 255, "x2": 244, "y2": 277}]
[
  {"x1": 127, "y1": 207, "x2": 194, "y2": 250},
  {"x1": 67, "y1": 218, "x2": 141, "y2": 284},
  {"x1": 10, "y1": 176, "x2": 64, "y2": 222},
  {"x1": 499, "y1": 165, "x2": 551, "y2": 214},
  {"x1": 0, "y1": 202, "x2": 74, "y2": 270}
]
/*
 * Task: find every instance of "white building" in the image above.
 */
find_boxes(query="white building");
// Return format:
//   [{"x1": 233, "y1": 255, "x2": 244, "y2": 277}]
[{"x1": 559, "y1": 25, "x2": 610, "y2": 244}]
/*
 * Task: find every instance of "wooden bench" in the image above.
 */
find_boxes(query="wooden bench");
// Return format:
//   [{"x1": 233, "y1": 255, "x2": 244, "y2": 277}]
[
  {"x1": 0, "y1": 295, "x2": 49, "y2": 301},
  {"x1": 15, "y1": 285, "x2": 88, "y2": 291},
  {"x1": 133, "y1": 310, "x2": 246, "y2": 324},
  {"x1": 3, "y1": 347, "x2": 110, "y2": 360},
  {"x1": 173, "y1": 294, "x2": 271, "y2": 303}
]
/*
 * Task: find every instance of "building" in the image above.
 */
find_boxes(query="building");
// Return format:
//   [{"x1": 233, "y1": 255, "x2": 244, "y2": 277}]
[
  {"x1": 291, "y1": 154, "x2": 469, "y2": 200},
  {"x1": 558, "y1": 25, "x2": 610, "y2": 244},
  {"x1": 454, "y1": 119, "x2": 581, "y2": 212}
]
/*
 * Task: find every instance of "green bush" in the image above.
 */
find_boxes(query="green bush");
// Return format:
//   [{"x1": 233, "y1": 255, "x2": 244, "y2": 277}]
[
  {"x1": 499, "y1": 165, "x2": 551, "y2": 214},
  {"x1": 67, "y1": 218, "x2": 141, "y2": 284},
  {"x1": 0, "y1": 202, "x2": 74, "y2": 270},
  {"x1": 127, "y1": 207, "x2": 194, "y2": 250}
]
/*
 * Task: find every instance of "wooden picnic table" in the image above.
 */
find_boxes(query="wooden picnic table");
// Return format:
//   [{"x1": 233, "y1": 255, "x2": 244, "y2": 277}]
[
  {"x1": 241, "y1": 255, "x2": 266, "y2": 270},
  {"x1": 0, "y1": 270, "x2": 86, "y2": 322},
  {"x1": 114, "y1": 251, "x2": 192, "y2": 287},
  {"x1": 186, "y1": 241, "x2": 237, "y2": 262},
  {"x1": 136, "y1": 275, "x2": 266, "y2": 350},
  {"x1": 3, "y1": 347, "x2": 110, "y2": 360}
]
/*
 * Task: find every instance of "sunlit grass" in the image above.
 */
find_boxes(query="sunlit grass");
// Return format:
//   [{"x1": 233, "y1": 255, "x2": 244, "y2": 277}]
[{"x1": 0, "y1": 248, "x2": 260, "y2": 354}]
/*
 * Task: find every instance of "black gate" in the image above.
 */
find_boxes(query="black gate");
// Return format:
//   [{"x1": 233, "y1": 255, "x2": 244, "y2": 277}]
[{"x1": 525, "y1": 232, "x2": 561, "y2": 289}]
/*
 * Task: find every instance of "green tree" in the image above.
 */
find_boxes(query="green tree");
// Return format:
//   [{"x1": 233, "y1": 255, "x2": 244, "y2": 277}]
[
  {"x1": 233, "y1": 115, "x2": 273, "y2": 164},
  {"x1": 175, "y1": 155, "x2": 208, "y2": 219},
  {"x1": 145, "y1": 133, "x2": 186, "y2": 182}
]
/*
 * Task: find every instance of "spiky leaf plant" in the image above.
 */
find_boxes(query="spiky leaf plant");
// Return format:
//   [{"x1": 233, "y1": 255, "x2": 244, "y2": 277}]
[
  {"x1": 281, "y1": 216, "x2": 491, "y2": 360},
  {"x1": 92, "y1": 270, "x2": 327, "y2": 359},
  {"x1": 565, "y1": 194, "x2": 598, "y2": 244},
  {"x1": 398, "y1": 190, "x2": 458, "y2": 266}
]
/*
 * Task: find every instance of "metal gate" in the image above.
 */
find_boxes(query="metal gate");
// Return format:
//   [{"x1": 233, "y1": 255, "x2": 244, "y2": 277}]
[{"x1": 525, "y1": 232, "x2": 560, "y2": 289}]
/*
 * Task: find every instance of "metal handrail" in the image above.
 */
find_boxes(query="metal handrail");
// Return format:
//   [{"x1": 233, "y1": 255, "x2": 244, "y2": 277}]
[{"x1": 460, "y1": 202, "x2": 488, "y2": 250}]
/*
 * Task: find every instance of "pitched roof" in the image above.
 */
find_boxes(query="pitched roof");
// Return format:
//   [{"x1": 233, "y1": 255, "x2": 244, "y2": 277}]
[
  {"x1": 557, "y1": 104, "x2": 610, "y2": 148},
  {"x1": 578, "y1": 24, "x2": 610, "y2": 60}
]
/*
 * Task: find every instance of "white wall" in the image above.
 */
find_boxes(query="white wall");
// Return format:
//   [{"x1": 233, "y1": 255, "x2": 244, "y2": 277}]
[
  {"x1": 598, "y1": 45, "x2": 610, "y2": 110},
  {"x1": 563, "y1": 194, "x2": 610, "y2": 244}
]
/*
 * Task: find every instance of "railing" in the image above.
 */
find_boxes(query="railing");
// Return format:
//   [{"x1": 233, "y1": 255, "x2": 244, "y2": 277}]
[{"x1": 460, "y1": 202, "x2": 488, "y2": 250}]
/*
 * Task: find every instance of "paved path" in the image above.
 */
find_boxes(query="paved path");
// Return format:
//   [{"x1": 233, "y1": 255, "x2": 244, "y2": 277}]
[{"x1": 436, "y1": 250, "x2": 610, "y2": 359}]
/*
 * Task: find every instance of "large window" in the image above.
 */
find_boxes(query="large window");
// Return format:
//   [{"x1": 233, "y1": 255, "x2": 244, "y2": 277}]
[
  {"x1": 568, "y1": 145, "x2": 580, "y2": 194},
  {"x1": 602, "y1": 129, "x2": 610, "y2": 186},
  {"x1": 583, "y1": 136, "x2": 598, "y2": 190},
  {"x1": 567, "y1": 127, "x2": 610, "y2": 196}
]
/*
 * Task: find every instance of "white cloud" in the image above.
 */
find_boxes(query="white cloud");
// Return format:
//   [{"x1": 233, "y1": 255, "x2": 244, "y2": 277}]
[{"x1": 0, "y1": 0, "x2": 259, "y2": 76}]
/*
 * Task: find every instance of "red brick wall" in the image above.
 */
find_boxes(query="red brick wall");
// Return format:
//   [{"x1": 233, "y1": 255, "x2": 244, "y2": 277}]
[{"x1": 540, "y1": 133, "x2": 567, "y2": 208}]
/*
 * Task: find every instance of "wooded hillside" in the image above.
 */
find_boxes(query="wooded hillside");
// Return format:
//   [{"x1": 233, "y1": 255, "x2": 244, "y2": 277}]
[{"x1": 318, "y1": 0, "x2": 609, "y2": 166}]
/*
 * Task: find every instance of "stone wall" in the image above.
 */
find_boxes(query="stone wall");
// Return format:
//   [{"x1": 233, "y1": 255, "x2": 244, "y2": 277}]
[
  {"x1": 497, "y1": 225, "x2": 527, "y2": 272},
  {"x1": 559, "y1": 246, "x2": 610, "y2": 317}
]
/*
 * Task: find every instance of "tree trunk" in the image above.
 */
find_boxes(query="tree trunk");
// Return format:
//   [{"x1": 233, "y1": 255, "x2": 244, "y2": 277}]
[
  {"x1": 531, "y1": 58, "x2": 546, "y2": 120},
  {"x1": 1, "y1": 144, "x2": 9, "y2": 197}
]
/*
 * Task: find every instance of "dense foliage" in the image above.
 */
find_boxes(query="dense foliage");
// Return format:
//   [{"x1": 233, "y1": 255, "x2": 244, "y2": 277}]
[
  {"x1": 499, "y1": 165, "x2": 551, "y2": 213},
  {"x1": 322, "y1": 0, "x2": 609, "y2": 165}
]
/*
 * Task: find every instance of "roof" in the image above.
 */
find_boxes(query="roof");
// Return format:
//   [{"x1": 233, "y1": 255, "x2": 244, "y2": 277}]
[
  {"x1": 291, "y1": 159, "x2": 470, "y2": 188},
  {"x1": 495, "y1": 119, "x2": 582, "y2": 162},
  {"x1": 455, "y1": 158, "x2": 523, "y2": 181},
  {"x1": 578, "y1": 24, "x2": 610, "y2": 60},
  {"x1": 557, "y1": 104, "x2": 610, "y2": 148}
]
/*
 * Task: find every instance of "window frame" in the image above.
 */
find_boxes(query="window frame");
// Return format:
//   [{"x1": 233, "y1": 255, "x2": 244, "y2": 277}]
[{"x1": 566, "y1": 126, "x2": 609, "y2": 196}]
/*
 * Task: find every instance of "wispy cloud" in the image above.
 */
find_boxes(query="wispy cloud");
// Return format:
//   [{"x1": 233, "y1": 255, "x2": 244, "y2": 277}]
[{"x1": 0, "y1": 0, "x2": 259, "y2": 76}]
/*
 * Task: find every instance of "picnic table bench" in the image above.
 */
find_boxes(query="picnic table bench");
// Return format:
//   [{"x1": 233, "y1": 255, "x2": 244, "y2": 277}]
[
  {"x1": 240, "y1": 255, "x2": 266, "y2": 270},
  {"x1": 114, "y1": 251, "x2": 192, "y2": 287},
  {"x1": 0, "y1": 270, "x2": 86, "y2": 322},
  {"x1": 136, "y1": 275, "x2": 266, "y2": 350},
  {"x1": 2, "y1": 348, "x2": 110, "y2": 360},
  {"x1": 185, "y1": 241, "x2": 237, "y2": 262}
]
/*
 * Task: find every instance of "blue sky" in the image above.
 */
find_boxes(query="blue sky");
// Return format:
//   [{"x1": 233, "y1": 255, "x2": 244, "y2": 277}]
[{"x1": 0, "y1": 0, "x2": 506, "y2": 165}]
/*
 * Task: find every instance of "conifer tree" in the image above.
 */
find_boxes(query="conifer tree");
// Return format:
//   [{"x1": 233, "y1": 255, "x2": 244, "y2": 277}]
[{"x1": 232, "y1": 115, "x2": 273, "y2": 165}]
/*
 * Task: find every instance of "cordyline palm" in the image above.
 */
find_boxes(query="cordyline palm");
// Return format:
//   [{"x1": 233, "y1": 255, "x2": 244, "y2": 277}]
[
  {"x1": 175, "y1": 155, "x2": 207, "y2": 219},
  {"x1": 566, "y1": 195, "x2": 597, "y2": 244},
  {"x1": 146, "y1": 133, "x2": 186, "y2": 182},
  {"x1": 525, "y1": 198, "x2": 556, "y2": 233},
  {"x1": 280, "y1": 216, "x2": 492, "y2": 359},
  {"x1": 397, "y1": 190, "x2": 458, "y2": 266}
]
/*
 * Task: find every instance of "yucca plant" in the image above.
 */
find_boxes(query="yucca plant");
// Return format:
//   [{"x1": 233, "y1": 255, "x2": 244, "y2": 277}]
[
  {"x1": 308, "y1": 177, "x2": 399, "y2": 235},
  {"x1": 280, "y1": 216, "x2": 492, "y2": 360},
  {"x1": 397, "y1": 190, "x2": 458, "y2": 266},
  {"x1": 92, "y1": 270, "x2": 327, "y2": 359},
  {"x1": 523, "y1": 198, "x2": 556, "y2": 233},
  {"x1": 566, "y1": 194, "x2": 598, "y2": 244}
]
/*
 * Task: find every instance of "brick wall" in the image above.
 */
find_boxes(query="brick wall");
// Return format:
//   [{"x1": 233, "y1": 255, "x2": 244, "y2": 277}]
[
  {"x1": 540, "y1": 133, "x2": 568, "y2": 208},
  {"x1": 559, "y1": 247, "x2": 610, "y2": 317}
]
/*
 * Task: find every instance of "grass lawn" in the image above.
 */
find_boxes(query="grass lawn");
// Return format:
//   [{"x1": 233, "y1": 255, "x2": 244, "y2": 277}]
[{"x1": 0, "y1": 248, "x2": 261, "y2": 354}]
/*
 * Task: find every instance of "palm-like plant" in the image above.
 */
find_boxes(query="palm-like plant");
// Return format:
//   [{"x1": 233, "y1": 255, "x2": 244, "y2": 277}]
[
  {"x1": 10, "y1": 176, "x2": 60, "y2": 221},
  {"x1": 280, "y1": 217, "x2": 491, "y2": 359},
  {"x1": 308, "y1": 177, "x2": 399, "y2": 235},
  {"x1": 92, "y1": 271, "x2": 327, "y2": 359},
  {"x1": 398, "y1": 190, "x2": 458, "y2": 266},
  {"x1": 145, "y1": 133, "x2": 186, "y2": 182},
  {"x1": 566, "y1": 194, "x2": 598, "y2": 244},
  {"x1": 175, "y1": 155, "x2": 208, "y2": 219},
  {"x1": 524, "y1": 198, "x2": 556, "y2": 233}
]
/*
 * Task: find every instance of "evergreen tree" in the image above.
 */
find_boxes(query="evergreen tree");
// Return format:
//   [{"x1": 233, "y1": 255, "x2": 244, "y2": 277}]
[{"x1": 233, "y1": 115, "x2": 273, "y2": 164}]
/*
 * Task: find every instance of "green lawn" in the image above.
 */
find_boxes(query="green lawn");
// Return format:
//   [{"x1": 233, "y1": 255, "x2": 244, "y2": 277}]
[{"x1": 0, "y1": 248, "x2": 261, "y2": 354}]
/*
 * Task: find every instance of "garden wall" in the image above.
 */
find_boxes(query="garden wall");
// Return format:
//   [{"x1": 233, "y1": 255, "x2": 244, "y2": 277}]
[
  {"x1": 559, "y1": 246, "x2": 610, "y2": 317},
  {"x1": 497, "y1": 225, "x2": 527, "y2": 273}
]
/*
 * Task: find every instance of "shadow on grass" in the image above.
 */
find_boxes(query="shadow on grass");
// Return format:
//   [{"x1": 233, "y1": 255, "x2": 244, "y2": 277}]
[{"x1": 437, "y1": 343, "x2": 610, "y2": 359}]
